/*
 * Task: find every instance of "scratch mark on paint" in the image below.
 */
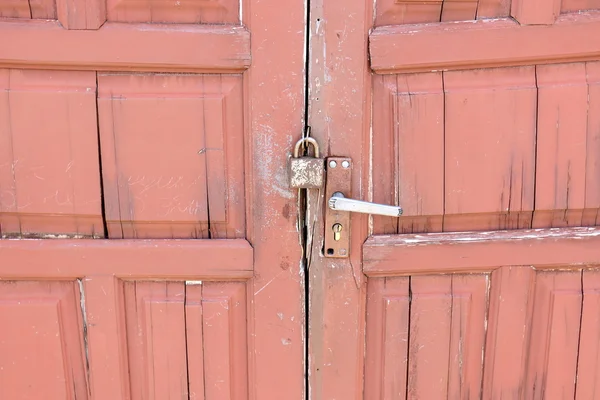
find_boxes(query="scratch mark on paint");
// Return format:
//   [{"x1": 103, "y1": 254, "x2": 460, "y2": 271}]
[{"x1": 254, "y1": 270, "x2": 286, "y2": 296}]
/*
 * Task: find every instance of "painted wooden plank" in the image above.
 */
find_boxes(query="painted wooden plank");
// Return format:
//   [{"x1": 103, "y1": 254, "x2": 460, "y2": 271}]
[
  {"x1": 202, "y1": 282, "x2": 248, "y2": 400},
  {"x1": 374, "y1": 0, "x2": 443, "y2": 26},
  {"x1": 364, "y1": 278, "x2": 410, "y2": 400},
  {"x1": 56, "y1": 0, "x2": 106, "y2": 29},
  {"x1": 575, "y1": 269, "x2": 600, "y2": 399},
  {"x1": 107, "y1": 0, "x2": 239, "y2": 24},
  {"x1": 372, "y1": 75, "x2": 400, "y2": 235},
  {"x1": 185, "y1": 284, "x2": 206, "y2": 400},
  {"x1": 0, "y1": 0, "x2": 33, "y2": 18},
  {"x1": 0, "y1": 281, "x2": 88, "y2": 400},
  {"x1": 29, "y1": 0, "x2": 56, "y2": 18},
  {"x1": 562, "y1": 0, "x2": 600, "y2": 13},
  {"x1": 476, "y1": 0, "x2": 511, "y2": 18},
  {"x1": 370, "y1": 12, "x2": 600, "y2": 73},
  {"x1": 0, "y1": 0, "x2": 56, "y2": 18},
  {"x1": 0, "y1": 21, "x2": 251, "y2": 72},
  {"x1": 97, "y1": 74, "x2": 245, "y2": 239},
  {"x1": 447, "y1": 274, "x2": 488, "y2": 399},
  {"x1": 404, "y1": 274, "x2": 488, "y2": 398},
  {"x1": 534, "y1": 63, "x2": 588, "y2": 228},
  {"x1": 84, "y1": 276, "x2": 129, "y2": 400},
  {"x1": 0, "y1": 69, "x2": 103, "y2": 237},
  {"x1": 372, "y1": 73, "x2": 444, "y2": 235},
  {"x1": 482, "y1": 267, "x2": 535, "y2": 398},
  {"x1": 363, "y1": 226, "x2": 600, "y2": 275},
  {"x1": 583, "y1": 61, "x2": 600, "y2": 226},
  {"x1": 524, "y1": 271, "x2": 582, "y2": 399},
  {"x1": 395, "y1": 73, "x2": 444, "y2": 234},
  {"x1": 511, "y1": 0, "x2": 561, "y2": 25},
  {"x1": 443, "y1": 67, "x2": 536, "y2": 231},
  {"x1": 0, "y1": 239, "x2": 253, "y2": 279},
  {"x1": 245, "y1": 0, "x2": 306, "y2": 396},
  {"x1": 441, "y1": 0, "x2": 478, "y2": 21},
  {"x1": 124, "y1": 281, "x2": 188, "y2": 400},
  {"x1": 407, "y1": 275, "x2": 453, "y2": 398}
]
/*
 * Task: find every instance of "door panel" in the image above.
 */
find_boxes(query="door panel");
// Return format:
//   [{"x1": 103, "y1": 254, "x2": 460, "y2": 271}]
[
  {"x1": 0, "y1": 69, "x2": 102, "y2": 237},
  {"x1": 0, "y1": 0, "x2": 305, "y2": 397},
  {"x1": 97, "y1": 73, "x2": 245, "y2": 239},
  {"x1": 372, "y1": 62, "x2": 600, "y2": 236},
  {"x1": 0, "y1": 280, "x2": 88, "y2": 400},
  {"x1": 363, "y1": 228, "x2": 600, "y2": 398},
  {"x1": 309, "y1": 1, "x2": 600, "y2": 399}
]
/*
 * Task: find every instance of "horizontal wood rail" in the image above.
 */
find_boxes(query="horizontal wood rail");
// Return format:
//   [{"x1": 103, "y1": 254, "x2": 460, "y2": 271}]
[
  {"x1": 0, "y1": 239, "x2": 253, "y2": 279},
  {"x1": 0, "y1": 20, "x2": 251, "y2": 72},
  {"x1": 363, "y1": 227, "x2": 600, "y2": 276},
  {"x1": 370, "y1": 11, "x2": 600, "y2": 74}
]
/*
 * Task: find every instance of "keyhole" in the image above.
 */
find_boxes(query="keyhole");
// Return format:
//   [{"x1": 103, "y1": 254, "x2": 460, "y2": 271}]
[{"x1": 332, "y1": 223, "x2": 343, "y2": 241}]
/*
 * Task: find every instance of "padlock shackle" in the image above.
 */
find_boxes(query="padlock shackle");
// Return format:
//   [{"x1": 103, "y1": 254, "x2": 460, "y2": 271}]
[{"x1": 293, "y1": 137, "x2": 320, "y2": 158}]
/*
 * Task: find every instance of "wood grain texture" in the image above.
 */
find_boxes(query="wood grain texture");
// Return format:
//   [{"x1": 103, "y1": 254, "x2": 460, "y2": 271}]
[
  {"x1": 84, "y1": 276, "x2": 130, "y2": 400},
  {"x1": 364, "y1": 226, "x2": 600, "y2": 275},
  {"x1": 107, "y1": 0, "x2": 239, "y2": 24},
  {"x1": 374, "y1": 0, "x2": 508, "y2": 26},
  {"x1": 123, "y1": 281, "x2": 247, "y2": 400},
  {"x1": 511, "y1": 0, "x2": 561, "y2": 25},
  {"x1": 0, "y1": 239, "x2": 253, "y2": 279},
  {"x1": 56, "y1": 0, "x2": 106, "y2": 29},
  {"x1": 584, "y1": 61, "x2": 600, "y2": 225},
  {"x1": 201, "y1": 282, "x2": 248, "y2": 400},
  {"x1": 407, "y1": 274, "x2": 487, "y2": 398},
  {"x1": 0, "y1": 281, "x2": 88, "y2": 400},
  {"x1": 534, "y1": 63, "x2": 588, "y2": 228},
  {"x1": 562, "y1": 0, "x2": 600, "y2": 12},
  {"x1": 0, "y1": 69, "x2": 103, "y2": 237},
  {"x1": 441, "y1": 0, "x2": 478, "y2": 21},
  {"x1": 524, "y1": 271, "x2": 582, "y2": 400},
  {"x1": 364, "y1": 275, "x2": 488, "y2": 399},
  {"x1": 370, "y1": 12, "x2": 600, "y2": 73},
  {"x1": 245, "y1": 0, "x2": 306, "y2": 396},
  {"x1": 375, "y1": 0, "x2": 442, "y2": 26},
  {"x1": 476, "y1": 0, "x2": 511, "y2": 18},
  {"x1": 364, "y1": 278, "x2": 410, "y2": 400},
  {"x1": 98, "y1": 74, "x2": 245, "y2": 239},
  {"x1": 443, "y1": 67, "x2": 536, "y2": 231},
  {"x1": 0, "y1": 20, "x2": 251, "y2": 73},
  {"x1": 124, "y1": 281, "x2": 189, "y2": 400},
  {"x1": 482, "y1": 267, "x2": 535, "y2": 398},
  {"x1": 575, "y1": 269, "x2": 600, "y2": 399},
  {"x1": 0, "y1": 0, "x2": 56, "y2": 18},
  {"x1": 372, "y1": 73, "x2": 444, "y2": 235}
]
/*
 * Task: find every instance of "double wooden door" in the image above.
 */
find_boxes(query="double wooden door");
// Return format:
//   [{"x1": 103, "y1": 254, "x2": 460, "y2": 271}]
[{"x1": 2, "y1": 0, "x2": 600, "y2": 399}]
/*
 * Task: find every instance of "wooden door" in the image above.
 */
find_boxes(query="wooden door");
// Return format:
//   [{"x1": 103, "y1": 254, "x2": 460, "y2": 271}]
[
  {"x1": 308, "y1": 0, "x2": 600, "y2": 399},
  {"x1": 0, "y1": 1, "x2": 305, "y2": 399}
]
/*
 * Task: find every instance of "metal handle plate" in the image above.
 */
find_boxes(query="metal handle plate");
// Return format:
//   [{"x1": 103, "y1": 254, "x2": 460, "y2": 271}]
[{"x1": 328, "y1": 192, "x2": 403, "y2": 217}]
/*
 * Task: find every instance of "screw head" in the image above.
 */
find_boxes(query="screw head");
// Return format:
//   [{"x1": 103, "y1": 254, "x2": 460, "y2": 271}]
[
  {"x1": 339, "y1": 248, "x2": 347, "y2": 256},
  {"x1": 329, "y1": 160, "x2": 337, "y2": 168},
  {"x1": 341, "y1": 160, "x2": 350, "y2": 168}
]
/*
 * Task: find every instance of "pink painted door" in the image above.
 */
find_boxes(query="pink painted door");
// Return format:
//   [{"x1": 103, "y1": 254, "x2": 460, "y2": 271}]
[
  {"x1": 307, "y1": 0, "x2": 600, "y2": 399},
  {"x1": 0, "y1": 1, "x2": 305, "y2": 399}
]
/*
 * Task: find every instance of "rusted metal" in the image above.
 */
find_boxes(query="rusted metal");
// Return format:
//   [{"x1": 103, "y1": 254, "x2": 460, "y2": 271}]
[{"x1": 289, "y1": 137, "x2": 324, "y2": 189}]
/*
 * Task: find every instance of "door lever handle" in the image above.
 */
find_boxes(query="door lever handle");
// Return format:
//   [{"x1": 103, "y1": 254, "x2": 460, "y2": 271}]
[{"x1": 328, "y1": 192, "x2": 403, "y2": 217}]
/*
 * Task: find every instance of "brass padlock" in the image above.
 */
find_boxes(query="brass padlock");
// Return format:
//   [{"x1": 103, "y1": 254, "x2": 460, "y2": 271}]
[{"x1": 289, "y1": 137, "x2": 324, "y2": 189}]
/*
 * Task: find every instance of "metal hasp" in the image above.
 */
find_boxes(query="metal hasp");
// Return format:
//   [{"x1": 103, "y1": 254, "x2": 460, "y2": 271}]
[
  {"x1": 324, "y1": 157, "x2": 352, "y2": 258},
  {"x1": 329, "y1": 192, "x2": 403, "y2": 217},
  {"x1": 324, "y1": 157, "x2": 404, "y2": 258}
]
